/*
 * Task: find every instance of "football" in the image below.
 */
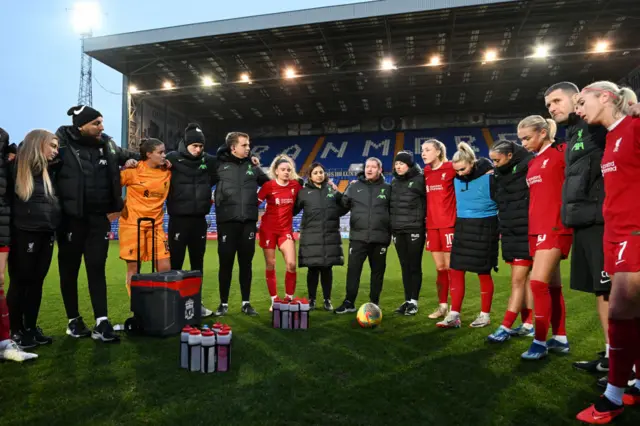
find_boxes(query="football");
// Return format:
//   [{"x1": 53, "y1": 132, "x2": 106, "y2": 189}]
[{"x1": 356, "y1": 303, "x2": 383, "y2": 328}]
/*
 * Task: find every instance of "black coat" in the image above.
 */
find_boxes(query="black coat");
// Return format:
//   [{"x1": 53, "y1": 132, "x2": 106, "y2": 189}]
[
  {"x1": 55, "y1": 126, "x2": 139, "y2": 218},
  {"x1": 561, "y1": 113, "x2": 606, "y2": 228},
  {"x1": 10, "y1": 164, "x2": 61, "y2": 232},
  {"x1": 494, "y1": 143, "x2": 533, "y2": 262},
  {"x1": 390, "y1": 165, "x2": 426, "y2": 234},
  {"x1": 166, "y1": 142, "x2": 216, "y2": 217},
  {"x1": 294, "y1": 180, "x2": 346, "y2": 268},
  {"x1": 0, "y1": 128, "x2": 11, "y2": 245},
  {"x1": 450, "y1": 159, "x2": 499, "y2": 274},
  {"x1": 341, "y1": 173, "x2": 391, "y2": 245},
  {"x1": 213, "y1": 145, "x2": 269, "y2": 224}
]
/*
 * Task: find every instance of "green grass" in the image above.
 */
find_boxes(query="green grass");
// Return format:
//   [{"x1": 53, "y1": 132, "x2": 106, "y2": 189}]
[{"x1": 1, "y1": 241, "x2": 638, "y2": 426}]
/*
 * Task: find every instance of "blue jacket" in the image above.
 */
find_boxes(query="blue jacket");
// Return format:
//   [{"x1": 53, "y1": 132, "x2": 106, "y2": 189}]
[{"x1": 454, "y1": 158, "x2": 497, "y2": 218}]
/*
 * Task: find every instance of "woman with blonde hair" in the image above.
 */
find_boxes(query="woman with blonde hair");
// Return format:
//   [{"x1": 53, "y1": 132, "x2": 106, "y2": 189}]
[
  {"x1": 436, "y1": 142, "x2": 498, "y2": 329},
  {"x1": 6, "y1": 130, "x2": 61, "y2": 350},
  {"x1": 257, "y1": 154, "x2": 302, "y2": 305},
  {"x1": 574, "y1": 81, "x2": 640, "y2": 424}
]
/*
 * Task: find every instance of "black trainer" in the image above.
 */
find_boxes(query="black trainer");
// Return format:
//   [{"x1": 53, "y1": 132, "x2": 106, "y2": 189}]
[
  {"x1": 323, "y1": 299, "x2": 334, "y2": 311},
  {"x1": 66, "y1": 317, "x2": 92, "y2": 338},
  {"x1": 12, "y1": 331, "x2": 37, "y2": 350},
  {"x1": 404, "y1": 303, "x2": 418, "y2": 316},
  {"x1": 334, "y1": 300, "x2": 356, "y2": 314},
  {"x1": 241, "y1": 303, "x2": 258, "y2": 316},
  {"x1": 573, "y1": 353, "x2": 609, "y2": 373},
  {"x1": 214, "y1": 304, "x2": 228, "y2": 317},
  {"x1": 91, "y1": 320, "x2": 120, "y2": 343},
  {"x1": 29, "y1": 327, "x2": 53, "y2": 345},
  {"x1": 309, "y1": 299, "x2": 316, "y2": 310},
  {"x1": 597, "y1": 371, "x2": 636, "y2": 389},
  {"x1": 395, "y1": 302, "x2": 409, "y2": 315}
]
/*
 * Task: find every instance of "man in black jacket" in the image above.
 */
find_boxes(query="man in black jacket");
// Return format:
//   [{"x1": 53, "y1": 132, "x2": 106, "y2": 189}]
[
  {"x1": 213, "y1": 132, "x2": 269, "y2": 317},
  {"x1": 335, "y1": 157, "x2": 391, "y2": 314},
  {"x1": 55, "y1": 105, "x2": 138, "y2": 342}
]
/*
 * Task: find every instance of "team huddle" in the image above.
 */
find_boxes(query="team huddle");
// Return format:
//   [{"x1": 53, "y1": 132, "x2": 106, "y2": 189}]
[{"x1": 0, "y1": 79, "x2": 639, "y2": 424}]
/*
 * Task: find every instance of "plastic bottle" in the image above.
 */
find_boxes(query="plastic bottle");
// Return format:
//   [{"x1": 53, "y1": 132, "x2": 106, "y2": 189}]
[
  {"x1": 216, "y1": 329, "x2": 231, "y2": 372},
  {"x1": 280, "y1": 300, "x2": 290, "y2": 329},
  {"x1": 180, "y1": 325, "x2": 192, "y2": 369},
  {"x1": 200, "y1": 330, "x2": 216, "y2": 373},
  {"x1": 300, "y1": 298, "x2": 310, "y2": 330},
  {"x1": 188, "y1": 329, "x2": 202, "y2": 372},
  {"x1": 272, "y1": 298, "x2": 281, "y2": 328},
  {"x1": 290, "y1": 301, "x2": 301, "y2": 330},
  {"x1": 212, "y1": 322, "x2": 223, "y2": 336},
  {"x1": 221, "y1": 325, "x2": 232, "y2": 341}
]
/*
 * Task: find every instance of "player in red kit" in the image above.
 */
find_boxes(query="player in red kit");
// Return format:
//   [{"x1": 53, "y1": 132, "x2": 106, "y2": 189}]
[
  {"x1": 258, "y1": 155, "x2": 302, "y2": 307},
  {"x1": 575, "y1": 81, "x2": 640, "y2": 424},
  {"x1": 519, "y1": 115, "x2": 573, "y2": 361},
  {"x1": 421, "y1": 139, "x2": 457, "y2": 319}
]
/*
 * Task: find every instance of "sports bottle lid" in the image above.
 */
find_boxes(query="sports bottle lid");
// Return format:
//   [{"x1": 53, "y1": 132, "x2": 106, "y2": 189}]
[
  {"x1": 182, "y1": 325, "x2": 193, "y2": 332},
  {"x1": 189, "y1": 329, "x2": 201, "y2": 335},
  {"x1": 218, "y1": 329, "x2": 230, "y2": 336},
  {"x1": 201, "y1": 330, "x2": 215, "y2": 337}
]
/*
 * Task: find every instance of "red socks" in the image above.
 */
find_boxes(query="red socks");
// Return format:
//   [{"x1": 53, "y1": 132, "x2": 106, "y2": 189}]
[
  {"x1": 608, "y1": 318, "x2": 638, "y2": 388},
  {"x1": 285, "y1": 271, "x2": 297, "y2": 296},
  {"x1": 549, "y1": 286, "x2": 567, "y2": 336},
  {"x1": 449, "y1": 269, "x2": 465, "y2": 312},
  {"x1": 0, "y1": 288, "x2": 9, "y2": 341},
  {"x1": 531, "y1": 279, "x2": 550, "y2": 342},
  {"x1": 502, "y1": 310, "x2": 519, "y2": 329},
  {"x1": 266, "y1": 269, "x2": 277, "y2": 297},
  {"x1": 521, "y1": 308, "x2": 533, "y2": 325},
  {"x1": 436, "y1": 270, "x2": 450, "y2": 304},
  {"x1": 478, "y1": 274, "x2": 494, "y2": 313}
]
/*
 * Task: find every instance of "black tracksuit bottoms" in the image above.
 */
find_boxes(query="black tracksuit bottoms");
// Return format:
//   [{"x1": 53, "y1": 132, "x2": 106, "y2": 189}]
[
  {"x1": 307, "y1": 267, "x2": 333, "y2": 301},
  {"x1": 217, "y1": 221, "x2": 256, "y2": 303},
  {"x1": 57, "y1": 215, "x2": 110, "y2": 320},
  {"x1": 7, "y1": 229, "x2": 55, "y2": 332},
  {"x1": 345, "y1": 240, "x2": 388, "y2": 305},
  {"x1": 168, "y1": 215, "x2": 208, "y2": 273},
  {"x1": 394, "y1": 232, "x2": 425, "y2": 301}
]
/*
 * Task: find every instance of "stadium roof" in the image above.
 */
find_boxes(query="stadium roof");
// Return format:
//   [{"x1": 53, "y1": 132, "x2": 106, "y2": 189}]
[{"x1": 85, "y1": 0, "x2": 640, "y2": 125}]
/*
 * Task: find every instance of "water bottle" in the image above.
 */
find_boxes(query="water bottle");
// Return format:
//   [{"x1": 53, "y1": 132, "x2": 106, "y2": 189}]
[
  {"x1": 280, "y1": 300, "x2": 290, "y2": 329},
  {"x1": 188, "y1": 329, "x2": 202, "y2": 372},
  {"x1": 212, "y1": 322, "x2": 223, "y2": 336},
  {"x1": 200, "y1": 330, "x2": 216, "y2": 373},
  {"x1": 290, "y1": 301, "x2": 301, "y2": 330},
  {"x1": 272, "y1": 298, "x2": 281, "y2": 328},
  {"x1": 180, "y1": 325, "x2": 192, "y2": 369},
  {"x1": 221, "y1": 325, "x2": 232, "y2": 340},
  {"x1": 216, "y1": 329, "x2": 231, "y2": 372},
  {"x1": 300, "y1": 298, "x2": 310, "y2": 330}
]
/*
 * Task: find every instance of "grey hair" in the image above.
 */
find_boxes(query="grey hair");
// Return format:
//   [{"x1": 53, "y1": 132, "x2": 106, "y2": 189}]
[{"x1": 365, "y1": 157, "x2": 383, "y2": 170}]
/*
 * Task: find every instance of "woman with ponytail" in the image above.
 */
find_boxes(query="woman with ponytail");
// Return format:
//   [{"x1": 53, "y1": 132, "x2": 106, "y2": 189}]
[
  {"x1": 574, "y1": 82, "x2": 640, "y2": 424},
  {"x1": 436, "y1": 142, "x2": 499, "y2": 329},
  {"x1": 518, "y1": 115, "x2": 573, "y2": 361}
]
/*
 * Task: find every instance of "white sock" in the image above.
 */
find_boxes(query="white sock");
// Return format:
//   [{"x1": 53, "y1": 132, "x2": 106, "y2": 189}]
[
  {"x1": 242, "y1": 301, "x2": 250, "y2": 307},
  {"x1": 533, "y1": 339, "x2": 547, "y2": 347},
  {"x1": 68, "y1": 317, "x2": 79, "y2": 324},
  {"x1": 500, "y1": 325, "x2": 511, "y2": 332},
  {"x1": 552, "y1": 335, "x2": 568, "y2": 344},
  {"x1": 410, "y1": 299, "x2": 418, "y2": 306},
  {"x1": 222, "y1": 303, "x2": 228, "y2": 307},
  {"x1": 604, "y1": 384, "x2": 624, "y2": 406},
  {"x1": 439, "y1": 303, "x2": 448, "y2": 309},
  {"x1": 0, "y1": 339, "x2": 11, "y2": 349},
  {"x1": 481, "y1": 312, "x2": 490, "y2": 317},
  {"x1": 606, "y1": 343, "x2": 610, "y2": 358},
  {"x1": 450, "y1": 310, "x2": 460, "y2": 317},
  {"x1": 522, "y1": 323, "x2": 534, "y2": 330},
  {"x1": 96, "y1": 316, "x2": 108, "y2": 326},
  {"x1": 285, "y1": 294, "x2": 293, "y2": 300},
  {"x1": 270, "y1": 296, "x2": 277, "y2": 302}
]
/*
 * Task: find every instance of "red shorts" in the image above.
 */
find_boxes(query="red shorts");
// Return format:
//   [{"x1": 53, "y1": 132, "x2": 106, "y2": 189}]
[
  {"x1": 604, "y1": 236, "x2": 640, "y2": 275},
  {"x1": 426, "y1": 228, "x2": 454, "y2": 253},
  {"x1": 529, "y1": 234, "x2": 573, "y2": 259},
  {"x1": 0, "y1": 246, "x2": 9, "y2": 253},
  {"x1": 259, "y1": 229, "x2": 294, "y2": 249},
  {"x1": 507, "y1": 258, "x2": 533, "y2": 267}
]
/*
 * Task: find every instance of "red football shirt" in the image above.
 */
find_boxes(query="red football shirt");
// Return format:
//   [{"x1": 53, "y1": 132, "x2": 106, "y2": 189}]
[
  {"x1": 424, "y1": 161, "x2": 457, "y2": 229},
  {"x1": 526, "y1": 142, "x2": 572, "y2": 236},
  {"x1": 602, "y1": 116, "x2": 640, "y2": 241},
  {"x1": 258, "y1": 180, "x2": 302, "y2": 233}
]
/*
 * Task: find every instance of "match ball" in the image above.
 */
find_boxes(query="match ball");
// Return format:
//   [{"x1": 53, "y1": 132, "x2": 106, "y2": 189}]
[{"x1": 356, "y1": 303, "x2": 382, "y2": 328}]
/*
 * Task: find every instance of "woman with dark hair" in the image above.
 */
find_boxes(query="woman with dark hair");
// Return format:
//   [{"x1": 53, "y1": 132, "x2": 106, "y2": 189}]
[
  {"x1": 294, "y1": 162, "x2": 344, "y2": 310},
  {"x1": 119, "y1": 138, "x2": 171, "y2": 294},
  {"x1": 487, "y1": 140, "x2": 535, "y2": 342},
  {"x1": 390, "y1": 151, "x2": 426, "y2": 316},
  {"x1": 5, "y1": 129, "x2": 61, "y2": 351}
]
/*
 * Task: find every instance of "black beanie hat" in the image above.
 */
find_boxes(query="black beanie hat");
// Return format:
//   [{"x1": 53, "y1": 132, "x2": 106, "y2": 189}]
[
  {"x1": 184, "y1": 123, "x2": 205, "y2": 146},
  {"x1": 394, "y1": 150, "x2": 414, "y2": 167},
  {"x1": 67, "y1": 105, "x2": 102, "y2": 128}
]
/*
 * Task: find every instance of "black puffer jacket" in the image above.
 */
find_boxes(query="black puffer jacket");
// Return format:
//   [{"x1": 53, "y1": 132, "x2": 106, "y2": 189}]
[
  {"x1": 450, "y1": 159, "x2": 499, "y2": 274},
  {"x1": 166, "y1": 141, "x2": 216, "y2": 217},
  {"x1": 11, "y1": 164, "x2": 61, "y2": 232},
  {"x1": 0, "y1": 128, "x2": 11, "y2": 245},
  {"x1": 55, "y1": 126, "x2": 139, "y2": 218},
  {"x1": 213, "y1": 145, "x2": 269, "y2": 224},
  {"x1": 341, "y1": 173, "x2": 391, "y2": 245},
  {"x1": 390, "y1": 165, "x2": 426, "y2": 234},
  {"x1": 494, "y1": 142, "x2": 533, "y2": 262},
  {"x1": 295, "y1": 180, "x2": 346, "y2": 268},
  {"x1": 562, "y1": 113, "x2": 606, "y2": 228}
]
